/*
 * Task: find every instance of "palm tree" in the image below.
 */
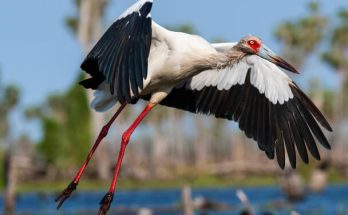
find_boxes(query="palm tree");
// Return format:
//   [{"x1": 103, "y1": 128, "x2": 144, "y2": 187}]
[
  {"x1": 275, "y1": 1, "x2": 327, "y2": 69},
  {"x1": 322, "y1": 9, "x2": 348, "y2": 119},
  {"x1": 0, "y1": 75, "x2": 20, "y2": 215}
]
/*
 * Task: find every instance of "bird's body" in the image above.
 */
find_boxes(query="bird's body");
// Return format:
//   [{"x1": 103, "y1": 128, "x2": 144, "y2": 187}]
[
  {"x1": 140, "y1": 25, "x2": 214, "y2": 96},
  {"x1": 90, "y1": 21, "x2": 222, "y2": 108},
  {"x1": 57, "y1": 0, "x2": 332, "y2": 214}
]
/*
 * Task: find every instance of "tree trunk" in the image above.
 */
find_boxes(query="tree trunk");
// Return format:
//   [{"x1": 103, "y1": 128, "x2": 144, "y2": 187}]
[
  {"x1": 333, "y1": 69, "x2": 348, "y2": 166},
  {"x1": 168, "y1": 110, "x2": 185, "y2": 168},
  {"x1": 4, "y1": 146, "x2": 17, "y2": 215},
  {"x1": 151, "y1": 123, "x2": 168, "y2": 178},
  {"x1": 78, "y1": 0, "x2": 110, "y2": 180},
  {"x1": 194, "y1": 117, "x2": 208, "y2": 170}
]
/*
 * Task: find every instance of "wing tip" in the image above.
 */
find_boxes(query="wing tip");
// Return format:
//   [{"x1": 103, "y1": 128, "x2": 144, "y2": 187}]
[
  {"x1": 279, "y1": 165, "x2": 286, "y2": 170},
  {"x1": 291, "y1": 83, "x2": 333, "y2": 132},
  {"x1": 118, "y1": 0, "x2": 153, "y2": 20},
  {"x1": 81, "y1": 56, "x2": 98, "y2": 75},
  {"x1": 80, "y1": 57, "x2": 105, "y2": 90},
  {"x1": 326, "y1": 124, "x2": 334, "y2": 132}
]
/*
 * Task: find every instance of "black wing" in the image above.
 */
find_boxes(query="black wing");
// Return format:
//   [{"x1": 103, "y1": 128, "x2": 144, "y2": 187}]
[
  {"x1": 154, "y1": 70, "x2": 332, "y2": 169},
  {"x1": 80, "y1": 0, "x2": 153, "y2": 103}
]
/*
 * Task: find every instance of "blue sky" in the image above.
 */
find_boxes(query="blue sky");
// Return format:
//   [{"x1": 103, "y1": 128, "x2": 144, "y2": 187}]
[{"x1": 0, "y1": 0, "x2": 346, "y2": 140}]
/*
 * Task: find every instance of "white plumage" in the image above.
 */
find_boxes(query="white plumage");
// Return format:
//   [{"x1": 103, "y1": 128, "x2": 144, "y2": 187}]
[{"x1": 91, "y1": 82, "x2": 116, "y2": 112}]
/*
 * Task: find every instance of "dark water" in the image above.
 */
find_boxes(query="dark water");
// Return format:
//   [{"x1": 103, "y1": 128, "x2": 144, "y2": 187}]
[{"x1": 1, "y1": 184, "x2": 348, "y2": 215}]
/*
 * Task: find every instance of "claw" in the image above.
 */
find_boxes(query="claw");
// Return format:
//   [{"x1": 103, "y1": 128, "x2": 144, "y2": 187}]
[
  {"x1": 98, "y1": 192, "x2": 114, "y2": 215},
  {"x1": 55, "y1": 181, "x2": 78, "y2": 209}
]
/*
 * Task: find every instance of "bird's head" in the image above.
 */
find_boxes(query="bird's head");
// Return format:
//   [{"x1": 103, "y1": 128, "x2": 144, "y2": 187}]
[{"x1": 237, "y1": 35, "x2": 299, "y2": 74}]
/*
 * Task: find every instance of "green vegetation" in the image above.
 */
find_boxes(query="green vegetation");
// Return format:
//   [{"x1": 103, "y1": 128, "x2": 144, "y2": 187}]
[
  {"x1": 16, "y1": 175, "x2": 277, "y2": 193},
  {"x1": 26, "y1": 73, "x2": 91, "y2": 169},
  {"x1": 14, "y1": 169, "x2": 348, "y2": 193}
]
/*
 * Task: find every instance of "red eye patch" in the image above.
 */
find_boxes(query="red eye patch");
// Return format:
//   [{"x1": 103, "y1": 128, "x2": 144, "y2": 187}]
[{"x1": 247, "y1": 40, "x2": 261, "y2": 51}]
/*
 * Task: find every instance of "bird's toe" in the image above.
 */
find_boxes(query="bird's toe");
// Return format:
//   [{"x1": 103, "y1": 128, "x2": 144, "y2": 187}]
[
  {"x1": 55, "y1": 181, "x2": 78, "y2": 209},
  {"x1": 98, "y1": 192, "x2": 114, "y2": 215}
]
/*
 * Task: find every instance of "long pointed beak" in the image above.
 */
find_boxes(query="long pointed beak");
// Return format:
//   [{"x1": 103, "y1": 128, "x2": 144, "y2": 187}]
[{"x1": 258, "y1": 46, "x2": 299, "y2": 74}]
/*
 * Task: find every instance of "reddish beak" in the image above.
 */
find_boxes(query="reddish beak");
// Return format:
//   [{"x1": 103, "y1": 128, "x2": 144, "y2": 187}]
[
  {"x1": 258, "y1": 45, "x2": 300, "y2": 74},
  {"x1": 270, "y1": 55, "x2": 300, "y2": 74}
]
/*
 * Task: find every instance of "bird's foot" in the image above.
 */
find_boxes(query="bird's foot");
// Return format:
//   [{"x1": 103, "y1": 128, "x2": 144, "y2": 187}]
[
  {"x1": 55, "y1": 181, "x2": 78, "y2": 209},
  {"x1": 98, "y1": 192, "x2": 114, "y2": 215}
]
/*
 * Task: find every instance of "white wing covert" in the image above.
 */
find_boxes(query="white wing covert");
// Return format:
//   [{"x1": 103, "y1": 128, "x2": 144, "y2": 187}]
[{"x1": 188, "y1": 55, "x2": 294, "y2": 104}]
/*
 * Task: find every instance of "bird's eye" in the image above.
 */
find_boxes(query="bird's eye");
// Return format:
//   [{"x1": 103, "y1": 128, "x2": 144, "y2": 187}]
[{"x1": 247, "y1": 40, "x2": 260, "y2": 51}]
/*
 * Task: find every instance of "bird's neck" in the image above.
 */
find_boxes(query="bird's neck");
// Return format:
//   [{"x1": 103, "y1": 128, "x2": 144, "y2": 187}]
[{"x1": 211, "y1": 47, "x2": 247, "y2": 70}]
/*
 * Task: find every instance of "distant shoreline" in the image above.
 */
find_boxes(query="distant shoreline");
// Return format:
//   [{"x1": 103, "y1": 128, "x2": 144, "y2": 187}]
[{"x1": 8, "y1": 173, "x2": 348, "y2": 193}]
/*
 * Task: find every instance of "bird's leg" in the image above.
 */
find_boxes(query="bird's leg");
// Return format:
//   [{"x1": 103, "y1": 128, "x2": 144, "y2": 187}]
[
  {"x1": 56, "y1": 103, "x2": 127, "y2": 209},
  {"x1": 98, "y1": 103, "x2": 156, "y2": 215}
]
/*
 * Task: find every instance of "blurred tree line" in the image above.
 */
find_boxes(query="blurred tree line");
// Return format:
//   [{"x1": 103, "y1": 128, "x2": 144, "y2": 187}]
[{"x1": 2, "y1": 1, "x2": 348, "y2": 190}]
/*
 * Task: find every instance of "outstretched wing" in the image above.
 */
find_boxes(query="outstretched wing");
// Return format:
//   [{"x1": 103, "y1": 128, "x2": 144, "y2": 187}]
[
  {"x1": 80, "y1": 0, "x2": 153, "y2": 103},
  {"x1": 158, "y1": 54, "x2": 332, "y2": 169}
]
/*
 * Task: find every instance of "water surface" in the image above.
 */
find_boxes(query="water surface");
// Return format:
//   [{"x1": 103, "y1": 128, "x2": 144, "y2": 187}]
[{"x1": 1, "y1": 184, "x2": 347, "y2": 214}]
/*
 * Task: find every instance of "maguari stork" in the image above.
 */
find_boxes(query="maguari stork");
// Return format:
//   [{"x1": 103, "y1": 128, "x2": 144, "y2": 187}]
[{"x1": 56, "y1": 0, "x2": 332, "y2": 214}]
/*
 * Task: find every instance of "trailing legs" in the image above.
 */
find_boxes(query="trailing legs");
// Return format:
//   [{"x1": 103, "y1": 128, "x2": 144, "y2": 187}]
[
  {"x1": 56, "y1": 103, "x2": 127, "y2": 209},
  {"x1": 98, "y1": 103, "x2": 156, "y2": 215}
]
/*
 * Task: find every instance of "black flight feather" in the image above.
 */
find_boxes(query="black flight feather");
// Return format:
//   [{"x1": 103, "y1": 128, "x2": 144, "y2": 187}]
[
  {"x1": 140, "y1": 69, "x2": 332, "y2": 169},
  {"x1": 80, "y1": 1, "x2": 153, "y2": 103}
]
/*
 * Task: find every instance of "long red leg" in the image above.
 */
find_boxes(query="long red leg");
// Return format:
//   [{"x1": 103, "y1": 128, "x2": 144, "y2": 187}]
[
  {"x1": 98, "y1": 103, "x2": 156, "y2": 215},
  {"x1": 56, "y1": 103, "x2": 127, "y2": 209}
]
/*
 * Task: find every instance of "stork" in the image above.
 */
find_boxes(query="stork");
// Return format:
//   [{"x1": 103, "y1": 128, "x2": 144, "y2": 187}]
[{"x1": 56, "y1": 0, "x2": 332, "y2": 214}]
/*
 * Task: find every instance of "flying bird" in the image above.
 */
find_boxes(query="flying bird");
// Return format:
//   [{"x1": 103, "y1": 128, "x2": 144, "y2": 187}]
[{"x1": 56, "y1": 0, "x2": 332, "y2": 214}]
